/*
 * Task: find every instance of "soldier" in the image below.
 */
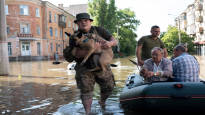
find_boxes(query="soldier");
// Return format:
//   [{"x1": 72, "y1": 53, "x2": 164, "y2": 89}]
[
  {"x1": 136, "y1": 25, "x2": 168, "y2": 66},
  {"x1": 63, "y1": 13, "x2": 117, "y2": 115}
]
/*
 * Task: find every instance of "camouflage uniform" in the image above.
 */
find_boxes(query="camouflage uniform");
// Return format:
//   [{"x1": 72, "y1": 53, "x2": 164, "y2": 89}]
[
  {"x1": 63, "y1": 26, "x2": 115, "y2": 97},
  {"x1": 75, "y1": 63, "x2": 115, "y2": 95}
]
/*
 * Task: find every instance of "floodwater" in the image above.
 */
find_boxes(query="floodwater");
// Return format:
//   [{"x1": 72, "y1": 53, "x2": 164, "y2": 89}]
[{"x1": 0, "y1": 56, "x2": 205, "y2": 115}]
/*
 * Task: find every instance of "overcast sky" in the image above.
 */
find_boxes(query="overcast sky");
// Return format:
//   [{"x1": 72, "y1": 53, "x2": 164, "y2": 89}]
[{"x1": 46, "y1": 0, "x2": 195, "y2": 39}]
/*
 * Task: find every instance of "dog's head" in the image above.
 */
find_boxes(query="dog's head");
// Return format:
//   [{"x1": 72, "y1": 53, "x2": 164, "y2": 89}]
[{"x1": 73, "y1": 33, "x2": 90, "y2": 45}]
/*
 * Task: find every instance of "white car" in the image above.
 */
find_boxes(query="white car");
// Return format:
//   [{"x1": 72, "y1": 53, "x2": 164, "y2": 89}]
[{"x1": 67, "y1": 62, "x2": 76, "y2": 70}]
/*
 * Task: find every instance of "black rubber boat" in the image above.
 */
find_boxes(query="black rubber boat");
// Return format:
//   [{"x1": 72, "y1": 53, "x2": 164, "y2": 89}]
[{"x1": 119, "y1": 73, "x2": 205, "y2": 113}]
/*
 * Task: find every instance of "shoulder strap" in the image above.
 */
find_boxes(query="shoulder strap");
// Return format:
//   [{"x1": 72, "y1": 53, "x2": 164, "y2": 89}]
[{"x1": 92, "y1": 26, "x2": 98, "y2": 35}]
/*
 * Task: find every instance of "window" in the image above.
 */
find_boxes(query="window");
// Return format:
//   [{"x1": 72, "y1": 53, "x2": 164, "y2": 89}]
[
  {"x1": 63, "y1": 16, "x2": 66, "y2": 22},
  {"x1": 37, "y1": 42, "x2": 41, "y2": 55},
  {"x1": 73, "y1": 24, "x2": 78, "y2": 31},
  {"x1": 8, "y1": 42, "x2": 12, "y2": 56},
  {"x1": 36, "y1": 8, "x2": 40, "y2": 17},
  {"x1": 50, "y1": 43, "x2": 53, "y2": 52},
  {"x1": 65, "y1": 33, "x2": 67, "y2": 39},
  {"x1": 37, "y1": 26, "x2": 40, "y2": 35},
  {"x1": 49, "y1": 11, "x2": 52, "y2": 23},
  {"x1": 7, "y1": 26, "x2": 10, "y2": 34},
  {"x1": 5, "y1": 5, "x2": 8, "y2": 15},
  {"x1": 55, "y1": 28, "x2": 58, "y2": 37},
  {"x1": 184, "y1": 15, "x2": 187, "y2": 20},
  {"x1": 20, "y1": 23, "x2": 30, "y2": 33},
  {"x1": 20, "y1": 5, "x2": 29, "y2": 15},
  {"x1": 56, "y1": 43, "x2": 58, "y2": 52},
  {"x1": 49, "y1": 27, "x2": 53, "y2": 37},
  {"x1": 68, "y1": 21, "x2": 71, "y2": 27},
  {"x1": 54, "y1": 14, "x2": 57, "y2": 23},
  {"x1": 60, "y1": 28, "x2": 63, "y2": 38},
  {"x1": 76, "y1": 25, "x2": 78, "y2": 30},
  {"x1": 73, "y1": 23, "x2": 75, "y2": 29},
  {"x1": 59, "y1": 15, "x2": 66, "y2": 22}
]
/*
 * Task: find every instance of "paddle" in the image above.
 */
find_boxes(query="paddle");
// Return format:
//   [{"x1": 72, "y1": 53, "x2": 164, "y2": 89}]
[{"x1": 129, "y1": 59, "x2": 140, "y2": 70}]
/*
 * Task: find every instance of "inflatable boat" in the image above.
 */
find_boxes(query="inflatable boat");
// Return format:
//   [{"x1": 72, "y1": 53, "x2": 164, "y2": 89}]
[{"x1": 119, "y1": 73, "x2": 205, "y2": 113}]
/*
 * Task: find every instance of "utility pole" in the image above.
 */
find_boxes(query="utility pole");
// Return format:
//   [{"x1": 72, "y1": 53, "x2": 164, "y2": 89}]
[
  {"x1": 0, "y1": 0, "x2": 9, "y2": 75},
  {"x1": 168, "y1": 14, "x2": 181, "y2": 44},
  {"x1": 116, "y1": 25, "x2": 120, "y2": 52},
  {"x1": 177, "y1": 17, "x2": 181, "y2": 44}
]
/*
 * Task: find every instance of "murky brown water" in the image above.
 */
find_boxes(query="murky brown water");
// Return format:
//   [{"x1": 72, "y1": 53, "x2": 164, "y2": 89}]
[{"x1": 0, "y1": 56, "x2": 205, "y2": 115}]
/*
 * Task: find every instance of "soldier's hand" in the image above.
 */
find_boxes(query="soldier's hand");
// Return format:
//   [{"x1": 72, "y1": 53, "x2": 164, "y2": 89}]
[
  {"x1": 138, "y1": 60, "x2": 144, "y2": 66},
  {"x1": 101, "y1": 41, "x2": 112, "y2": 49},
  {"x1": 94, "y1": 42, "x2": 101, "y2": 50}
]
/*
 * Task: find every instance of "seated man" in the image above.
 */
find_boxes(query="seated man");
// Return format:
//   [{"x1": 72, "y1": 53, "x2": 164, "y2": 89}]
[
  {"x1": 170, "y1": 43, "x2": 188, "y2": 61},
  {"x1": 140, "y1": 47, "x2": 173, "y2": 82},
  {"x1": 172, "y1": 44, "x2": 200, "y2": 82}
]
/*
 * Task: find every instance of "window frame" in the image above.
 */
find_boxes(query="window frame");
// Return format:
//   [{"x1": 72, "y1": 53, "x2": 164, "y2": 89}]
[
  {"x1": 55, "y1": 28, "x2": 58, "y2": 38},
  {"x1": 37, "y1": 26, "x2": 40, "y2": 35},
  {"x1": 8, "y1": 42, "x2": 12, "y2": 56},
  {"x1": 49, "y1": 27, "x2": 53, "y2": 37},
  {"x1": 20, "y1": 5, "x2": 29, "y2": 15},
  {"x1": 5, "y1": 5, "x2": 9, "y2": 15},
  {"x1": 20, "y1": 23, "x2": 30, "y2": 34},
  {"x1": 49, "y1": 11, "x2": 52, "y2": 23},
  {"x1": 35, "y1": 8, "x2": 40, "y2": 17}
]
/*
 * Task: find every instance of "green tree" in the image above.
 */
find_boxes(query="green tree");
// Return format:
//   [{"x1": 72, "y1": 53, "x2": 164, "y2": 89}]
[
  {"x1": 88, "y1": 0, "x2": 140, "y2": 56},
  {"x1": 88, "y1": 0, "x2": 108, "y2": 26},
  {"x1": 88, "y1": 0, "x2": 100, "y2": 26},
  {"x1": 116, "y1": 9, "x2": 140, "y2": 56},
  {"x1": 105, "y1": 0, "x2": 117, "y2": 34},
  {"x1": 160, "y1": 32, "x2": 166, "y2": 38},
  {"x1": 161, "y1": 26, "x2": 195, "y2": 55},
  {"x1": 96, "y1": 0, "x2": 107, "y2": 27}
]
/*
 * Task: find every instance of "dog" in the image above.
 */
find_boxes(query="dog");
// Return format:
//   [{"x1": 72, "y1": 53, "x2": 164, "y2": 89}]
[{"x1": 68, "y1": 32, "x2": 113, "y2": 72}]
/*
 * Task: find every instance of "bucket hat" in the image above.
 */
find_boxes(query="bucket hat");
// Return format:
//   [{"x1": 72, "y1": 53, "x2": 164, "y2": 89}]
[{"x1": 74, "y1": 13, "x2": 93, "y2": 23}]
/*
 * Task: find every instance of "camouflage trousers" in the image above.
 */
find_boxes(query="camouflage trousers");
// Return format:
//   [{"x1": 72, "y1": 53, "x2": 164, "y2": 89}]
[{"x1": 74, "y1": 63, "x2": 115, "y2": 95}]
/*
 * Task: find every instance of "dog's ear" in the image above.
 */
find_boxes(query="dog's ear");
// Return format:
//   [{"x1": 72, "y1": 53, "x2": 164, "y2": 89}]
[{"x1": 65, "y1": 32, "x2": 71, "y2": 37}]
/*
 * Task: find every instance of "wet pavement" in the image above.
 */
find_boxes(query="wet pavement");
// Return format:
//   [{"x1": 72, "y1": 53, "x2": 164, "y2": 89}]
[{"x1": 1, "y1": 56, "x2": 205, "y2": 115}]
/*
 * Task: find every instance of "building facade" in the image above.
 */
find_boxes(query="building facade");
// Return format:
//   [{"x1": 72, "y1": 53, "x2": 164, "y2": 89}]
[
  {"x1": 5, "y1": 0, "x2": 77, "y2": 61},
  {"x1": 177, "y1": 0, "x2": 205, "y2": 56},
  {"x1": 64, "y1": 4, "x2": 88, "y2": 16}
]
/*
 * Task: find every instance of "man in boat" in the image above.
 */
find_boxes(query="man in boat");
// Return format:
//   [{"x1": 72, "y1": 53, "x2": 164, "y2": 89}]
[
  {"x1": 172, "y1": 44, "x2": 200, "y2": 82},
  {"x1": 140, "y1": 47, "x2": 173, "y2": 82},
  {"x1": 136, "y1": 25, "x2": 168, "y2": 66},
  {"x1": 63, "y1": 13, "x2": 117, "y2": 115},
  {"x1": 171, "y1": 43, "x2": 188, "y2": 61}
]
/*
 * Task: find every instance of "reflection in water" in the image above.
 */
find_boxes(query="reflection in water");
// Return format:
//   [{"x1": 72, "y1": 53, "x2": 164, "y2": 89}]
[{"x1": 1, "y1": 56, "x2": 205, "y2": 114}]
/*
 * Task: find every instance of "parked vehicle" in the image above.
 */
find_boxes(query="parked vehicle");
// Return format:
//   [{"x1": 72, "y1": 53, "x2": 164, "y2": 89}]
[{"x1": 67, "y1": 62, "x2": 76, "y2": 70}]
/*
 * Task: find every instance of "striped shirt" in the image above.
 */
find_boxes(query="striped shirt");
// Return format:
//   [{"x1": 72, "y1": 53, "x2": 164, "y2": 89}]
[{"x1": 172, "y1": 53, "x2": 200, "y2": 82}]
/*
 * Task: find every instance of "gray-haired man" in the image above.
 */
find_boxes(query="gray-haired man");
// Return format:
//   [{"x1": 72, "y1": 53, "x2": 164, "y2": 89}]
[{"x1": 140, "y1": 47, "x2": 173, "y2": 82}]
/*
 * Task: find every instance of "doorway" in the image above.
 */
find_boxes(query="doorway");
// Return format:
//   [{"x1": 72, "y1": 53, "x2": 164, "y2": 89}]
[{"x1": 21, "y1": 42, "x2": 31, "y2": 56}]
